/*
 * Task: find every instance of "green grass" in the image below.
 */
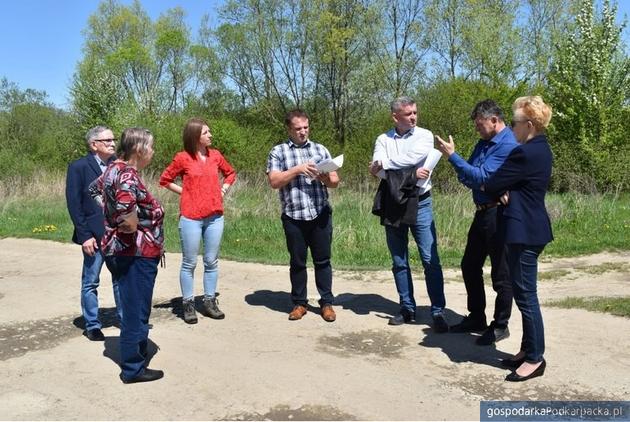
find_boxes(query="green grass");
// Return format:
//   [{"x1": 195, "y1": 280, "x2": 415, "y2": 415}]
[
  {"x1": 538, "y1": 269, "x2": 571, "y2": 281},
  {"x1": 546, "y1": 296, "x2": 630, "y2": 318},
  {"x1": 1, "y1": 173, "x2": 630, "y2": 269},
  {"x1": 578, "y1": 262, "x2": 629, "y2": 274}
]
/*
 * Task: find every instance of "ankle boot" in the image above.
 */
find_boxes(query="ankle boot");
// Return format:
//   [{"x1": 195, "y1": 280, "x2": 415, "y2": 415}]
[
  {"x1": 183, "y1": 299, "x2": 198, "y2": 324},
  {"x1": 203, "y1": 296, "x2": 225, "y2": 319}
]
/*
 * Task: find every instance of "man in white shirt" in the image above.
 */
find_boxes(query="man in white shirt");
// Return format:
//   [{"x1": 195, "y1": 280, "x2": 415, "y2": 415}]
[{"x1": 369, "y1": 97, "x2": 448, "y2": 332}]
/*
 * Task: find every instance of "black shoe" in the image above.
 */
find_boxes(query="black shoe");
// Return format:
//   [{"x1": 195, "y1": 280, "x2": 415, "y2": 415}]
[
  {"x1": 120, "y1": 368, "x2": 164, "y2": 384},
  {"x1": 500, "y1": 356, "x2": 526, "y2": 369},
  {"x1": 505, "y1": 359, "x2": 546, "y2": 382},
  {"x1": 388, "y1": 309, "x2": 416, "y2": 326},
  {"x1": 85, "y1": 328, "x2": 105, "y2": 341},
  {"x1": 476, "y1": 324, "x2": 510, "y2": 346},
  {"x1": 432, "y1": 313, "x2": 449, "y2": 333},
  {"x1": 449, "y1": 315, "x2": 487, "y2": 333}
]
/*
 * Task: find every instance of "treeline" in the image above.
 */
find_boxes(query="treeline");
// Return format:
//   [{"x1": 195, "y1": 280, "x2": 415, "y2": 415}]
[{"x1": 1, "y1": 0, "x2": 629, "y2": 191}]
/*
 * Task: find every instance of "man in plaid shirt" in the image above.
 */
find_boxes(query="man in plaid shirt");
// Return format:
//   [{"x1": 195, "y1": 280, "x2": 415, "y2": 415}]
[{"x1": 267, "y1": 110, "x2": 340, "y2": 322}]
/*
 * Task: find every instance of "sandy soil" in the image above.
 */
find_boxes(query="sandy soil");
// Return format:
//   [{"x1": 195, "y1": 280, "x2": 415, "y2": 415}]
[{"x1": 0, "y1": 238, "x2": 629, "y2": 420}]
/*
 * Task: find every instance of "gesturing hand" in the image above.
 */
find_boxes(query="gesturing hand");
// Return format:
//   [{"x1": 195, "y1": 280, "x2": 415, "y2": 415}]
[{"x1": 435, "y1": 135, "x2": 455, "y2": 157}]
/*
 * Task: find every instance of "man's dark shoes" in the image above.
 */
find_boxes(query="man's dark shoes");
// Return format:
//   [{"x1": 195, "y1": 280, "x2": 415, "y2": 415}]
[
  {"x1": 120, "y1": 368, "x2": 164, "y2": 384},
  {"x1": 476, "y1": 324, "x2": 510, "y2": 346},
  {"x1": 505, "y1": 359, "x2": 546, "y2": 382},
  {"x1": 388, "y1": 309, "x2": 416, "y2": 326},
  {"x1": 85, "y1": 328, "x2": 105, "y2": 341},
  {"x1": 432, "y1": 313, "x2": 449, "y2": 333},
  {"x1": 449, "y1": 315, "x2": 487, "y2": 333}
]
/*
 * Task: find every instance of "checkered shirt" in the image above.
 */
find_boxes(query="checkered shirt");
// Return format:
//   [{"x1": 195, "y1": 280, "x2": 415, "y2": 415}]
[{"x1": 266, "y1": 139, "x2": 332, "y2": 221}]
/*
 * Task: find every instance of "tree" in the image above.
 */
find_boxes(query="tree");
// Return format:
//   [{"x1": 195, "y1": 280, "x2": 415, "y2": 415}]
[
  {"x1": 0, "y1": 77, "x2": 49, "y2": 112},
  {"x1": 362, "y1": 0, "x2": 428, "y2": 98},
  {"x1": 215, "y1": 0, "x2": 314, "y2": 121},
  {"x1": 72, "y1": 0, "x2": 195, "y2": 118},
  {"x1": 424, "y1": 0, "x2": 519, "y2": 85},
  {"x1": 548, "y1": 0, "x2": 630, "y2": 190},
  {"x1": 519, "y1": 0, "x2": 572, "y2": 87}
]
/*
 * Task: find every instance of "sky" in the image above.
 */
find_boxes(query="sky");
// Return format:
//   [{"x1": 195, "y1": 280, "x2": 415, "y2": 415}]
[
  {"x1": 0, "y1": 0, "x2": 222, "y2": 109},
  {"x1": 1, "y1": 0, "x2": 629, "y2": 110}
]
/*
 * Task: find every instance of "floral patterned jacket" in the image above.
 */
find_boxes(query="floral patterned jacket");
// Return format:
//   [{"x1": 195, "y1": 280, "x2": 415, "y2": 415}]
[{"x1": 89, "y1": 161, "x2": 164, "y2": 258}]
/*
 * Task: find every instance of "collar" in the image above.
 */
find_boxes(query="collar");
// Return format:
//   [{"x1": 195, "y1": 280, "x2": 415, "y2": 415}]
[
  {"x1": 92, "y1": 153, "x2": 107, "y2": 167},
  {"x1": 485, "y1": 126, "x2": 512, "y2": 145},
  {"x1": 393, "y1": 126, "x2": 415, "y2": 139},
  {"x1": 288, "y1": 138, "x2": 311, "y2": 148}
]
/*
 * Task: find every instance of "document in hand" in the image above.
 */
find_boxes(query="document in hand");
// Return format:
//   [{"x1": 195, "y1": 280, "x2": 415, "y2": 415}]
[
  {"x1": 418, "y1": 149, "x2": 442, "y2": 189},
  {"x1": 317, "y1": 154, "x2": 344, "y2": 173}
]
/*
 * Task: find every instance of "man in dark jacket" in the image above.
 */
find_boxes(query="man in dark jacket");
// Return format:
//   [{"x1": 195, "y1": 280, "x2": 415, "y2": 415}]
[{"x1": 65, "y1": 126, "x2": 121, "y2": 341}]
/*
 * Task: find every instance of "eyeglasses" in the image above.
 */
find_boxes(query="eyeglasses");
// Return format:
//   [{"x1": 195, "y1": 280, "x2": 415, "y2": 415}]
[
  {"x1": 93, "y1": 138, "x2": 117, "y2": 144},
  {"x1": 510, "y1": 120, "x2": 529, "y2": 128}
]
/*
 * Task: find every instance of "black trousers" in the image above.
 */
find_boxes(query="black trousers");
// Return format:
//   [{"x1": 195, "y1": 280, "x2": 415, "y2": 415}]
[
  {"x1": 461, "y1": 206, "x2": 512, "y2": 328},
  {"x1": 281, "y1": 207, "x2": 334, "y2": 306}
]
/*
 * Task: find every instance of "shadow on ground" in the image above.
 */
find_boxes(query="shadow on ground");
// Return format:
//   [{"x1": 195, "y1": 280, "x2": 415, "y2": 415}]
[
  {"x1": 102, "y1": 337, "x2": 160, "y2": 369},
  {"x1": 72, "y1": 307, "x2": 120, "y2": 331},
  {"x1": 153, "y1": 293, "x2": 221, "y2": 322}
]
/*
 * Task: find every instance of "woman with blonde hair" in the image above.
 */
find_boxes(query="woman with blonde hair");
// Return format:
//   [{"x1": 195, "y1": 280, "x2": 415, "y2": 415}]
[
  {"x1": 484, "y1": 96, "x2": 553, "y2": 382},
  {"x1": 160, "y1": 118, "x2": 236, "y2": 324}
]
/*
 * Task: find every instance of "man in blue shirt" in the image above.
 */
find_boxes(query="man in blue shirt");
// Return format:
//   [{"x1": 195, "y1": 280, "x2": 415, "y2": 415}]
[{"x1": 436, "y1": 99, "x2": 517, "y2": 345}]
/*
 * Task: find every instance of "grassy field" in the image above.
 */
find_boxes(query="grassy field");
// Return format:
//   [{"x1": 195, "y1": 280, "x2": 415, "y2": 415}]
[
  {"x1": 546, "y1": 296, "x2": 630, "y2": 318},
  {"x1": 1, "y1": 172, "x2": 629, "y2": 269}
]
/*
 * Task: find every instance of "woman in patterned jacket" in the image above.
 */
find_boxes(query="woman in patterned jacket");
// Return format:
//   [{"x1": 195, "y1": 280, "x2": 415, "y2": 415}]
[{"x1": 91, "y1": 127, "x2": 165, "y2": 384}]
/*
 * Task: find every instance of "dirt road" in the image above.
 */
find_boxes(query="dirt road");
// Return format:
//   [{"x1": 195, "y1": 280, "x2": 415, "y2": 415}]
[{"x1": 1, "y1": 238, "x2": 628, "y2": 420}]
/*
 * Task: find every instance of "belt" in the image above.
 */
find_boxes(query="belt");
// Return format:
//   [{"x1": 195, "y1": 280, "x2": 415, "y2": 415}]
[
  {"x1": 475, "y1": 202, "x2": 500, "y2": 211},
  {"x1": 418, "y1": 190, "x2": 431, "y2": 201}
]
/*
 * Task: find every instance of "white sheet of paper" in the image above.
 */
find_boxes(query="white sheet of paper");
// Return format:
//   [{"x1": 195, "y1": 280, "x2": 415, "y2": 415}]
[
  {"x1": 422, "y1": 149, "x2": 442, "y2": 171},
  {"x1": 418, "y1": 149, "x2": 442, "y2": 189},
  {"x1": 317, "y1": 154, "x2": 344, "y2": 173}
]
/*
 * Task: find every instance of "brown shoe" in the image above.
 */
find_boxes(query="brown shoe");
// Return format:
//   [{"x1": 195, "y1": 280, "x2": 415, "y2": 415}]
[
  {"x1": 288, "y1": 305, "x2": 308, "y2": 320},
  {"x1": 321, "y1": 304, "x2": 336, "y2": 322}
]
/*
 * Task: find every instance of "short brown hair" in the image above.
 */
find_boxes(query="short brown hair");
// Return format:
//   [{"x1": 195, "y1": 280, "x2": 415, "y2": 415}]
[
  {"x1": 182, "y1": 118, "x2": 208, "y2": 157},
  {"x1": 117, "y1": 128, "x2": 153, "y2": 161},
  {"x1": 284, "y1": 109, "x2": 309, "y2": 127}
]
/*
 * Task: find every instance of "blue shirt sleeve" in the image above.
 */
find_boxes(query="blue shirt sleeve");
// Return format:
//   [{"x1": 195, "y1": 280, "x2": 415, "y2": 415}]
[{"x1": 448, "y1": 135, "x2": 517, "y2": 190}]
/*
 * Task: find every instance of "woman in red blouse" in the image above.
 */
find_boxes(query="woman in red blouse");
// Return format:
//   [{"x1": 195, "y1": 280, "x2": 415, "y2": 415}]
[
  {"x1": 90, "y1": 127, "x2": 165, "y2": 384},
  {"x1": 160, "y1": 118, "x2": 236, "y2": 324}
]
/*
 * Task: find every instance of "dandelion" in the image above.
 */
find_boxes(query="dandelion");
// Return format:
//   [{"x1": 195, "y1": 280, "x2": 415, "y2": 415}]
[{"x1": 32, "y1": 225, "x2": 58, "y2": 233}]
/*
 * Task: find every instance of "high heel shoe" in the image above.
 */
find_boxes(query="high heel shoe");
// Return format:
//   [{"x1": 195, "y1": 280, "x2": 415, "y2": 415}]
[
  {"x1": 505, "y1": 359, "x2": 546, "y2": 382},
  {"x1": 500, "y1": 356, "x2": 526, "y2": 369}
]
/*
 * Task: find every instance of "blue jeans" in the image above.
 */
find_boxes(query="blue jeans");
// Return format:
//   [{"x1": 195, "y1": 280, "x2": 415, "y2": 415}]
[
  {"x1": 105, "y1": 256, "x2": 159, "y2": 381},
  {"x1": 81, "y1": 250, "x2": 122, "y2": 330},
  {"x1": 507, "y1": 244, "x2": 545, "y2": 363},
  {"x1": 178, "y1": 215, "x2": 225, "y2": 301},
  {"x1": 385, "y1": 195, "x2": 445, "y2": 315}
]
